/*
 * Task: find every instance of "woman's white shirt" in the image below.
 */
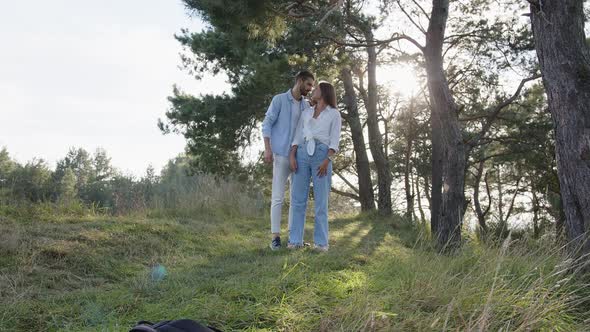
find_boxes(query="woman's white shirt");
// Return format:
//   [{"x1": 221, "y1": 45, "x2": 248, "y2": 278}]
[{"x1": 291, "y1": 105, "x2": 342, "y2": 155}]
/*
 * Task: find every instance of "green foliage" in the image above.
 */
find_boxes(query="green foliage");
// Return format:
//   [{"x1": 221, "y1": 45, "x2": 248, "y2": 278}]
[
  {"x1": 0, "y1": 147, "x2": 16, "y2": 201},
  {"x1": 161, "y1": 63, "x2": 289, "y2": 174},
  {"x1": 53, "y1": 147, "x2": 93, "y2": 196},
  {"x1": 183, "y1": 0, "x2": 287, "y2": 43},
  {"x1": 0, "y1": 147, "x2": 267, "y2": 218},
  {"x1": 473, "y1": 83, "x2": 559, "y2": 238},
  {"x1": 0, "y1": 147, "x2": 15, "y2": 180},
  {"x1": 57, "y1": 168, "x2": 78, "y2": 203},
  {"x1": 161, "y1": 0, "x2": 345, "y2": 175},
  {"x1": 9, "y1": 159, "x2": 52, "y2": 203},
  {"x1": 388, "y1": 96, "x2": 431, "y2": 178}
]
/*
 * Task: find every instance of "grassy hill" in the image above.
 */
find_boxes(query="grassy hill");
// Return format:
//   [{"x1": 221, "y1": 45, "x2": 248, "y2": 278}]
[{"x1": 1, "y1": 209, "x2": 588, "y2": 331}]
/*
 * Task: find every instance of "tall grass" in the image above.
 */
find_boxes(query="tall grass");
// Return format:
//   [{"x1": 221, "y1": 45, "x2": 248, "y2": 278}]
[
  {"x1": 0, "y1": 200, "x2": 102, "y2": 223},
  {"x1": 0, "y1": 173, "x2": 267, "y2": 222},
  {"x1": 1, "y1": 176, "x2": 589, "y2": 331},
  {"x1": 147, "y1": 175, "x2": 265, "y2": 219},
  {"x1": 296, "y1": 216, "x2": 590, "y2": 331}
]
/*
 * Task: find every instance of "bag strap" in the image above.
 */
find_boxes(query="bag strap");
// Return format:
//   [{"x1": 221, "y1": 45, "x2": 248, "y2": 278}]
[
  {"x1": 130, "y1": 319, "x2": 222, "y2": 332},
  {"x1": 129, "y1": 323, "x2": 159, "y2": 332}
]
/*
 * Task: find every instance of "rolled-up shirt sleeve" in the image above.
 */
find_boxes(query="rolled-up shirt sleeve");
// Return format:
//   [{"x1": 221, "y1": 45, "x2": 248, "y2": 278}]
[
  {"x1": 291, "y1": 114, "x2": 304, "y2": 147},
  {"x1": 329, "y1": 110, "x2": 342, "y2": 153},
  {"x1": 261, "y1": 96, "x2": 279, "y2": 138}
]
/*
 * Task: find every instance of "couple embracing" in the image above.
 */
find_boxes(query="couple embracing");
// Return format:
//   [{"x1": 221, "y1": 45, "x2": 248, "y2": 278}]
[{"x1": 262, "y1": 70, "x2": 342, "y2": 252}]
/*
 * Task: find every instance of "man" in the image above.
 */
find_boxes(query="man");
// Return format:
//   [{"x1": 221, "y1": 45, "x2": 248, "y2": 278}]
[{"x1": 261, "y1": 70, "x2": 315, "y2": 250}]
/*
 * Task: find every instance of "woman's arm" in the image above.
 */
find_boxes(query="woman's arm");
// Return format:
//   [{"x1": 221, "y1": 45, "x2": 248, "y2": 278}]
[
  {"x1": 318, "y1": 111, "x2": 342, "y2": 177},
  {"x1": 289, "y1": 145, "x2": 298, "y2": 172},
  {"x1": 328, "y1": 110, "x2": 342, "y2": 154}
]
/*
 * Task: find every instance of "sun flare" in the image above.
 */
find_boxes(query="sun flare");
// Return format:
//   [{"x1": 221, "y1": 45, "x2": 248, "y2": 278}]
[{"x1": 380, "y1": 64, "x2": 422, "y2": 98}]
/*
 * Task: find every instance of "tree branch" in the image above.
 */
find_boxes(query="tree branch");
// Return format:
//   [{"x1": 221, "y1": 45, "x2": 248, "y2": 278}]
[
  {"x1": 443, "y1": 28, "x2": 491, "y2": 42},
  {"x1": 504, "y1": 177, "x2": 522, "y2": 222},
  {"x1": 320, "y1": 33, "x2": 425, "y2": 52},
  {"x1": 468, "y1": 151, "x2": 523, "y2": 165},
  {"x1": 317, "y1": 0, "x2": 344, "y2": 26},
  {"x1": 331, "y1": 187, "x2": 360, "y2": 200},
  {"x1": 483, "y1": 171, "x2": 492, "y2": 215},
  {"x1": 397, "y1": 0, "x2": 426, "y2": 35},
  {"x1": 466, "y1": 74, "x2": 541, "y2": 148},
  {"x1": 460, "y1": 114, "x2": 511, "y2": 122},
  {"x1": 410, "y1": 0, "x2": 430, "y2": 20},
  {"x1": 473, "y1": 160, "x2": 492, "y2": 226},
  {"x1": 333, "y1": 169, "x2": 360, "y2": 194},
  {"x1": 355, "y1": 73, "x2": 369, "y2": 106},
  {"x1": 344, "y1": 26, "x2": 365, "y2": 44}
]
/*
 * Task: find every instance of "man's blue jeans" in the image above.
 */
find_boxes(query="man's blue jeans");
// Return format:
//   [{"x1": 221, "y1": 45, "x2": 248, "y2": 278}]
[{"x1": 289, "y1": 141, "x2": 332, "y2": 247}]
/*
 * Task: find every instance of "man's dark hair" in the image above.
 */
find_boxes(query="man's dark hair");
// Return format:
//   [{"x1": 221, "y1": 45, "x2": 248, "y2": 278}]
[{"x1": 295, "y1": 70, "x2": 315, "y2": 82}]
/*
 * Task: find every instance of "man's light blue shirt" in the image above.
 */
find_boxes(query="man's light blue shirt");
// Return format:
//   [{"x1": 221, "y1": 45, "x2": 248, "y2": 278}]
[{"x1": 261, "y1": 89, "x2": 310, "y2": 157}]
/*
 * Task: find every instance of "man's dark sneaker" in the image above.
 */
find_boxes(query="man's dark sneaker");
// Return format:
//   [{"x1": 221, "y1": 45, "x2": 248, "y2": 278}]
[{"x1": 270, "y1": 236, "x2": 281, "y2": 250}]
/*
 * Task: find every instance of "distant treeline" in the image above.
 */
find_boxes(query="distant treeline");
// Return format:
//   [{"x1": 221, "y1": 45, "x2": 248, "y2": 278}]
[{"x1": 0, "y1": 146, "x2": 265, "y2": 217}]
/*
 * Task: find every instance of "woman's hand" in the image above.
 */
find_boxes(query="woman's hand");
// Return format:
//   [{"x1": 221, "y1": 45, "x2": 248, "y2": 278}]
[
  {"x1": 317, "y1": 159, "x2": 330, "y2": 177},
  {"x1": 290, "y1": 155, "x2": 298, "y2": 172},
  {"x1": 289, "y1": 145, "x2": 298, "y2": 172}
]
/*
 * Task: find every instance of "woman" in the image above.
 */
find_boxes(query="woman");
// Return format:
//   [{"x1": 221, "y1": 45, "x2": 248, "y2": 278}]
[{"x1": 288, "y1": 81, "x2": 342, "y2": 251}]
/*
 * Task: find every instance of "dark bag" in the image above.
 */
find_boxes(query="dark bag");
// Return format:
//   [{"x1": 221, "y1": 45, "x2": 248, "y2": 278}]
[{"x1": 129, "y1": 319, "x2": 222, "y2": 332}]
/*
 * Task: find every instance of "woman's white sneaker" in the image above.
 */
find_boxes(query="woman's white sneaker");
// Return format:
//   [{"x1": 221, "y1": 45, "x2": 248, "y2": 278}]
[{"x1": 313, "y1": 244, "x2": 329, "y2": 252}]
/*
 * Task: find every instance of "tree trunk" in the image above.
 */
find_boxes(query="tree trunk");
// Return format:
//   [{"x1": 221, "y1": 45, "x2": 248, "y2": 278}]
[
  {"x1": 497, "y1": 166, "x2": 505, "y2": 234},
  {"x1": 547, "y1": 188, "x2": 566, "y2": 242},
  {"x1": 503, "y1": 175, "x2": 522, "y2": 236},
  {"x1": 411, "y1": 168, "x2": 418, "y2": 222},
  {"x1": 425, "y1": 0, "x2": 466, "y2": 250},
  {"x1": 340, "y1": 67, "x2": 376, "y2": 211},
  {"x1": 532, "y1": 188, "x2": 540, "y2": 239},
  {"x1": 473, "y1": 160, "x2": 490, "y2": 236},
  {"x1": 430, "y1": 115, "x2": 442, "y2": 236},
  {"x1": 530, "y1": 0, "x2": 590, "y2": 258},
  {"x1": 423, "y1": 174, "x2": 432, "y2": 210},
  {"x1": 364, "y1": 30, "x2": 392, "y2": 216},
  {"x1": 415, "y1": 171, "x2": 426, "y2": 225},
  {"x1": 556, "y1": 199, "x2": 566, "y2": 242},
  {"x1": 404, "y1": 131, "x2": 414, "y2": 222},
  {"x1": 495, "y1": 167, "x2": 522, "y2": 238}
]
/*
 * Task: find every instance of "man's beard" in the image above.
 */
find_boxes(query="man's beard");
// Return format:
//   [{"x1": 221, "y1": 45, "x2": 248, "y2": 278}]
[{"x1": 300, "y1": 87, "x2": 309, "y2": 96}]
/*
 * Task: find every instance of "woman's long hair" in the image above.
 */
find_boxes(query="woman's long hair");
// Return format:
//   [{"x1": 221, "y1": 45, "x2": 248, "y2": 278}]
[{"x1": 318, "y1": 82, "x2": 337, "y2": 108}]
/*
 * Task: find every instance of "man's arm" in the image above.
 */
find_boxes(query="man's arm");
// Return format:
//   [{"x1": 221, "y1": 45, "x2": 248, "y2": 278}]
[
  {"x1": 264, "y1": 137, "x2": 273, "y2": 163},
  {"x1": 261, "y1": 96, "x2": 280, "y2": 164}
]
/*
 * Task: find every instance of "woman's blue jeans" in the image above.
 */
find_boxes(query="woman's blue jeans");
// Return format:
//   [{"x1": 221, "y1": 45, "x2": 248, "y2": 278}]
[{"x1": 289, "y1": 141, "x2": 332, "y2": 247}]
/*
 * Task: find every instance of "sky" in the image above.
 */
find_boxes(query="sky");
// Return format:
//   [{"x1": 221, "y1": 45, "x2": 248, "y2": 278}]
[
  {"x1": 0, "y1": 0, "x2": 230, "y2": 176},
  {"x1": 0, "y1": 1, "x2": 428, "y2": 177}
]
